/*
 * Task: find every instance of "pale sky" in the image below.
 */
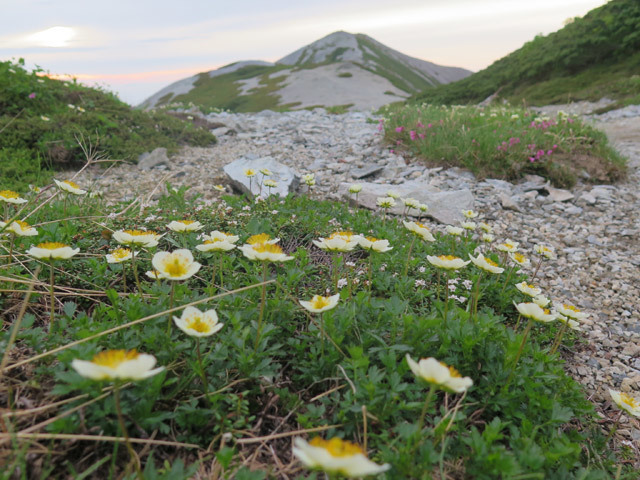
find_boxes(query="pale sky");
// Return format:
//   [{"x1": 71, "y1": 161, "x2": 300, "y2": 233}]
[{"x1": 0, "y1": 0, "x2": 609, "y2": 105}]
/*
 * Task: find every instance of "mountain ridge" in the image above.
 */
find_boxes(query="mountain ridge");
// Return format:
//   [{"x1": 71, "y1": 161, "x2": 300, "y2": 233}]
[{"x1": 140, "y1": 31, "x2": 471, "y2": 111}]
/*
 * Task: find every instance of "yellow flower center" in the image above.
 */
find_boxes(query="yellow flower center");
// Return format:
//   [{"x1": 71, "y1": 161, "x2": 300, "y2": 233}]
[
  {"x1": 112, "y1": 248, "x2": 131, "y2": 260},
  {"x1": 365, "y1": 236, "x2": 378, "y2": 242},
  {"x1": 620, "y1": 393, "x2": 639, "y2": 409},
  {"x1": 310, "y1": 296, "x2": 331, "y2": 309},
  {"x1": 186, "y1": 316, "x2": 211, "y2": 333},
  {"x1": 329, "y1": 231, "x2": 353, "y2": 240},
  {"x1": 162, "y1": 257, "x2": 189, "y2": 276},
  {"x1": 248, "y1": 233, "x2": 271, "y2": 244},
  {"x1": 438, "y1": 255, "x2": 459, "y2": 261},
  {"x1": 310, "y1": 437, "x2": 365, "y2": 457},
  {"x1": 485, "y1": 258, "x2": 498, "y2": 267},
  {"x1": 92, "y1": 349, "x2": 138, "y2": 368},
  {"x1": 63, "y1": 180, "x2": 81, "y2": 189},
  {"x1": 446, "y1": 364, "x2": 462, "y2": 378},
  {"x1": 513, "y1": 253, "x2": 526, "y2": 263},
  {"x1": 527, "y1": 283, "x2": 536, "y2": 289},
  {"x1": 123, "y1": 229, "x2": 158, "y2": 236},
  {"x1": 543, "y1": 308, "x2": 551, "y2": 315},
  {"x1": 0, "y1": 190, "x2": 20, "y2": 199},
  {"x1": 253, "y1": 243, "x2": 284, "y2": 254},
  {"x1": 245, "y1": 169, "x2": 256, "y2": 176},
  {"x1": 178, "y1": 220, "x2": 195, "y2": 225},
  {"x1": 37, "y1": 242, "x2": 68, "y2": 249},
  {"x1": 563, "y1": 304, "x2": 580, "y2": 312},
  {"x1": 416, "y1": 222, "x2": 428, "y2": 229},
  {"x1": 14, "y1": 220, "x2": 31, "y2": 229},
  {"x1": 204, "y1": 238, "x2": 223, "y2": 244},
  {"x1": 503, "y1": 243, "x2": 514, "y2": 249}
]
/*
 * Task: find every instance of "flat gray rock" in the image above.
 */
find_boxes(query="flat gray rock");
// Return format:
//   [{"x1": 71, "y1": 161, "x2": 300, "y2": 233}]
[
  {"x1": 223, "y1": 156, "x2": 299, "y2": 198},
  {"x1": 350, "y1": 165, "x2": 384, "y2": 179},
  {"x1": 338, "y1": 181, "x2": 473, "y2": 224},
  {"x1": 544, "y1": 186, "x2": 574, "y2": 202},
  {"x1": 138, "y1": 147, "x2": 170, "y2": 170}
]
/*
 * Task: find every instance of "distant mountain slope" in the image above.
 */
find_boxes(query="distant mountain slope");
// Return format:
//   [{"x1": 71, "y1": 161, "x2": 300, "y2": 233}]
[
  {"x1": 413, "y1": 0, "x2": 640, "y2": 107},
  {"x1": 140, "y1": 31, "x2": 471, "y2": 112}
]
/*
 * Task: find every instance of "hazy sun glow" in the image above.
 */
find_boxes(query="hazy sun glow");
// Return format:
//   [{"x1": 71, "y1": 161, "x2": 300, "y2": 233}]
[{"x1": 29, "y1": 26, "x2": 75, "y2": 47}]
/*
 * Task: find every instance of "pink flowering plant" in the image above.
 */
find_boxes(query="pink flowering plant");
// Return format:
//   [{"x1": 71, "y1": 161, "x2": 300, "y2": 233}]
[{"x1": 381, "y1": 103, "x2": 625, "y2": 187}]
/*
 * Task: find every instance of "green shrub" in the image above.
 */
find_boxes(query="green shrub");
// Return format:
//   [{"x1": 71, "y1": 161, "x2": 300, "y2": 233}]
[
  {"x1": 381, "y1": 103, "x2": 626, "y2": 187},
  {"x1": 0, "y1": 59, "x2": 216, "y2": 191}
]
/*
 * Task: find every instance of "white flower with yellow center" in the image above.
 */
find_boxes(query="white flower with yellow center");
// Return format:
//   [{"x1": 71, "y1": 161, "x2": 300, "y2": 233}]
[
  {"x1": 0, "y1": 189, "x2": 27, "y2": 204},
  {"x1": 293, "y1": 437, "x2": 390, "y2": 477},
  {"x1": 402, "y1": 197, "x2": 420, "y2": 209},
  {"x1": 609, "y1": 390, "x2": 640, "y2": 418},
  {"x1": 259, "y1": 168, "x2": 272, "y2": 176},
  {"x1": 348, "y1": 184, "x2": 363, "y2": 194},
  {"x1": 554, "y1": 303, "x2": 588, "y2": 320},
  {"x1": 243, "y1": 168, "x2": 257, "y2": 178},
  {"x1": 376, "y1": 197, "x2": 396, "y2": 208},
  {"x1": 557, "y1": 314, "x2": 582, "y2": 331},
  {"x1": 358, "y1": 236, "x2": 393, "y2": 253},
  {"x1": 40, "y1": 115, "x2": 50, "y2": 121},
  {"x1": 509, "y1": 252, "x2": 530, "y2": 267},
  {"x1": 515, "y1": 281, "x2": 542, "y2": 297},
  {"x1": 263, "y1": 179, "x2": 278, "y2": 188},
  {"x1": 146, "y1": 269, "x2": 162, "y2": 280},
  {"x1": 406, "y1": 354, "x2": 473, "y2": 393},
  {"x1": 6, "y1": 220, "x2": 38, "y2": 236},
  {"x1": 302, "y1": 173, "x2": 316, "y2": 186},
  {"x1": 482, "y1": 233, "x2": 494, "y2": 243},
  {"x1": 462, "y1": 209, "x2": 478, "y2": 219},
  {"x1": 246, "y1": 233, "x2": 279, "y2": 245},
  {"x1": 403, "y1": 221, "x2": 435, "y2": 242},
  {"x1": 213, "y1": 184, "x2": 226, "y2": 192},
  {"x1": 152, "y1": 249, "x2": 201, "y2": 280},
  {"x1": 446, "y1": 225, "x2": 463, "y2": 236},
  {"x1": 313, "y1": 232, "x2": 361, "y2": 252},
  {"x1": 167, "y1": 220, "x2": 203, "y2": 232},
  {"x1": 460, "y1": 221, "x2": 476, "y2": 231},
  {"x1": 240, "y1": 241, "x2": 293, "y2": 262},
  {"x1": 112, "y1": 229, "x2": 161, "y2": 248},
  {"x1": 300, "y1": 293, "x2": 340, "y2": 313},
  {"x1": 514, "y1": 302, "x2": 557, "y2": 323},
  {"x1": 106, "y1": 248, "x2": 133, "y2": 263},
  {"x1": 427, "y1": 254, "x2": 470, "y2": 271},
  {"x1": 71, "y1": 349, "x2": 164, "y2": 381},
  {"x1": 385, "y1": 190, "x2": 400, "y2": 199},
  {"x1": 54, "y1": 179, "x2": 86, "y2": 195},
  {"x1": 196, "y1": 235, "x2": 237, "y2": 252},
  {"x1": 173, "y1": 306, "x2": 223, "y2": 337},
  {"x1": 29, "y1": 184, "x2": 41, "y2": 194},
  {"x1": 479, "y1": 222, "x2": 493, "y2": 233},
  {"x1": 533, "y1": 294, "x2": 550, "y2": 307},
  {"x1": 534, "y1": 243, "x2": 556, "y2": 259},
  {"x1": 468, "y1": 253, "x2": 504, "y2": 274},
  {"x1": 418, "y1": 203, "x2": 429, "y2": 213},
  {"x1": 27, "y1": 242, "x2": 79, "y2": 260},
  {"x1": 497, "y1": 239, "x2": 519, "y2": 253}
]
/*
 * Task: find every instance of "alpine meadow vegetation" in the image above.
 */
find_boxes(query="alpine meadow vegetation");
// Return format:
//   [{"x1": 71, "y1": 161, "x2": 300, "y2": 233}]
[
  {"x1": 0, "y1": 60, "x2": 216, "y2": 192},
  {"x1": 1, "y1": 171, "x2": 637, "y2": 479}
]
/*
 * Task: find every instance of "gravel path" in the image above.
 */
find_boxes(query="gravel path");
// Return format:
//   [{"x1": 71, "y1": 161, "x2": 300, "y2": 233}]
[{"x1": 74, "y1": 103, "x2": 640, "y2": 448}]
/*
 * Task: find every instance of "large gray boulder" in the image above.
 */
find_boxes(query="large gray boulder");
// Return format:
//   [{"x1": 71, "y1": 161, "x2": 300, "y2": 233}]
[
  {"x1": 223, "y1": 156, "x2": 299, "y2": 198},
  {"x1": 338, "y1": 181, "x2": 474, "y2": 224},
  {"x1": 138, "y1": 147, "x2": 169, "y2": 170}
]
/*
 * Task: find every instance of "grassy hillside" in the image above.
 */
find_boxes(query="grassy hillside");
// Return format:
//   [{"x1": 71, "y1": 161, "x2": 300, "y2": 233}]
[
  {"x1": 413, "y1": 0, "x2": 640, "y2": 106},
  {"x1": 0, "y1": 60, "x2": 216, "y2": 191},
  {"x1": 167, "y1": 64, "x2": 302, "y2": 112}
]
